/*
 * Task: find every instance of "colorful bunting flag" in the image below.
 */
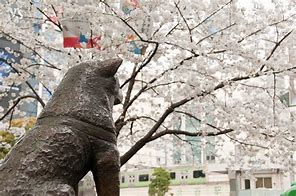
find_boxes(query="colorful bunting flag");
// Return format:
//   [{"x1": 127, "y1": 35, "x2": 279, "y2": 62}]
[
  {"x1": 120, "y1": 0, "x2": 157, "y2": 56},
  {"x1": 61, "y1": 16, "x2": 100, "y2": 49},
  {"x1": 120, "y1": 0, "x2": 141, "y2": 14},
  {"x1": 120, "y1": 0, "x2": 153, "y2": 55},
  {"x1": 125, "y1": 34, "x2": 147, "y2": 55}
]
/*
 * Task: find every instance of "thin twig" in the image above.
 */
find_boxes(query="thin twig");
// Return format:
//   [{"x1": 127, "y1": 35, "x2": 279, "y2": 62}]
[
  {"x1": 8, "y1": 108, "x2": 15, "y2": 129},
  {"x1": 0, "y1": 30, "x2": 61, "y2": 71},
  {"x1": 0, "y1": 95, "x2": 38, "y2": 121},
  {"x1": 225, "y1": 134, "x2": 268, "y2": 149},
  {"x1": 29, "y1": 1, "x2": 63, "y2": 31},
  {"x1": 196, "y1": 23, "x2": 236, "y2": 45},
  {"x1": 165, "y1": 22, "x2": 180, "y2": 37},
  {"x1": 174, "y1": 1, "x2": 193, "y2": 42},
  {"x1": 191, "y1": 0, "x2": 233, "y2": 31},
  {"x1": 238, "y1": 13, "x2": 296, "y2": 43},
  {"x1": 259, "y1": 30, "x2": 293, "y2": 72},
  {"x1": 0, "y1": 58, "x2": 45, "y2": 107},
  {"x1": 148, "y1": 128, "x2": 234, "y2": 142},
  {"x1": 266, "y1": 30, "x2": 293, "y2": 61}
]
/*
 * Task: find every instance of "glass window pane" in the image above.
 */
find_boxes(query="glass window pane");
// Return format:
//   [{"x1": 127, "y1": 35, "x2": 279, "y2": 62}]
[
  {"x1": 264, "y1": 177, "x2": 272, "y2": 188},
  {"x1": 170, "y1": 172, "x2": 176, "y2": 179},
  {"x1": 256, "y1": 178, "x2": 263, "y2": 188},
  {"x1": 245, "y1": 179, "x2": 250, "y2": 189},
  {"x1": 139, "y1": 174, "x2": 149, "y2": 182},
  {"x1": 193, "y1": 170, "x2": 205, "y2": 178}
]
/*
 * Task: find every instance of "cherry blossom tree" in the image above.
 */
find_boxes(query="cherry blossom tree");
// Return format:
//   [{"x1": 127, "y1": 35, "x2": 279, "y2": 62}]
[{"x1": 0, "y1": 0, "x2": 296, "y2": 168}]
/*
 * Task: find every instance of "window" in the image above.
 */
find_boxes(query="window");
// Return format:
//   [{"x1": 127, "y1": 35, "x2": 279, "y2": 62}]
[
  {"x1": 157, "y1": 157, "x2": 161, "y2": 164},
  {"x1": 139, "y1": 174, "x2": 149, "y2": 182},
  {"x1": 129, "y1": 175, "x2": 135, "y2": 183},
  {"x1": 206, "y1": 155, "x2": 215, "y2": 161},
  {"x1": 121, "y1": 176, "x2": 125, "y2": 183},
  {"x1": 193, "y1": 170, "x2": 205, "y2": 178},
  {"x1": 170, "y1": 172, "x2": 176, "y2": 180},
  {"x1": 256, "y1": 177, "x2": 272, "y2": 189},
  {"x1": 245, "y1": 179, "x2": 250, "y2": 189}
]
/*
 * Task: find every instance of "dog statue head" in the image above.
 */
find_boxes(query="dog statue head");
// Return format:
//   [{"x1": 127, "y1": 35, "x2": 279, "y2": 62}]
[
  {"x1": 39, "y1": 58, "x2": 123, "y2": 132},
  {"x1": 90, "y1": 58, "x2": 123, "y2": 106}
]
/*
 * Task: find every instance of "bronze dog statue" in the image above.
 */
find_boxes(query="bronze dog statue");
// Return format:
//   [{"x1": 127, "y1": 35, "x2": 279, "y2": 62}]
[{"x1": 0, "y1": 59, "x2": 123, "y2": 196}]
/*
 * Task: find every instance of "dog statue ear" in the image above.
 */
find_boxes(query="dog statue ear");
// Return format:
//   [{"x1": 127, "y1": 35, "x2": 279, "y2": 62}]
[{"x1": 100, "y1": 58, "x2": 123, "y2": 77}]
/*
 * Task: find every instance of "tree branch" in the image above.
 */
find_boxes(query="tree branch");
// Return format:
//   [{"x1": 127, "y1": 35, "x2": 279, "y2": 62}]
[
  {"x1": 116, "y1": 53, "x2": 199, "y2": 135},
  {"x1": 100, "y1": 0, "x2": 158, "y2": 44},
  {"x1": 115, "y1": 42, "x2": 159, "y2": 136},
  {"x1": 225, "y1": 134, "x2": 268, "y2": 149},
  {"x1": 146, "y1": 81, "x2": 195, "y2": 92},
  {"x1": 120, "y1": 95, "x2": 199, "y2": 165},
  {"x1": 238, "y1": 13, "x2": 296, "y2": 43},
  {"x1": 165, "y1": 22, "x2": 180, "y2": 37},
  {"x1": 0, "y1": 58, "x2": 45, "y2": 107},
  {"x1": 0, "y1": 30, "x2": 61, "y2": 71},
  {"x1": 174, "y1": 110, "x2": 224, "y2": 132},
  {"x1": 196, "y1": 23, "x2": 236, "y2": 45},
  {"x1": 120, "y1": 53, "x2": 296, "y2": 165},
  {"x1": 0, "y1": 95, "x2": 38, "y2": 121},
  {"x1": 266, "y1": 30, "x2": 293, "y2": 62},
  {"x1": 122, "y1": 116, "x2": 159, "y2": 127},
  {"x1": 120, "y1": 42, "x2": 159, "y2": 88},
  {"x1": 7, "y1": 107, "x2": 15, "y2": 130},
  {"x1": 165, "y1": 41, "x2": 196, "y2": 54},
  {"x1": 174, "y1": 1, "x2": 193, "y2": 42},
  {"x1": 148, "y1": 128, "x2": 234, "y2": 142},
  {"x1": 191, "y1": 0, "x2": 233, "y2": 31},
  {"x1": 29, "y1": 1, "x2": 63, "y2": 31},
  {"x1": 259, "y1": 30, "x2": 293, "y2": 72}
]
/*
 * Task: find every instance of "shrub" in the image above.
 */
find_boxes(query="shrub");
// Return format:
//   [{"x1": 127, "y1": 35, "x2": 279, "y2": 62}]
[{"x1": 148, "y1": 167, "x2": 171, "y2": 196}]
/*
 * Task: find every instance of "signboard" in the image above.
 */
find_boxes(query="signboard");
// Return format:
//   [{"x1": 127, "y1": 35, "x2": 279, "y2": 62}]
[
  {"x1": 0, "y1": 38, "x2": 21, "y2": 82},
  {"x1": 0, "y1": 38, "x2": 22, "y2": 114},
  {"x1": 61, "y1": 16, "x2": 101, "y2": 49}
]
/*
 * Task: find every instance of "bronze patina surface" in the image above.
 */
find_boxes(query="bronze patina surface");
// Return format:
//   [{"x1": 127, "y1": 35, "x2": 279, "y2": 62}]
[{"x1": 0, "y1": 59, "x2": 123, "y2": 196}]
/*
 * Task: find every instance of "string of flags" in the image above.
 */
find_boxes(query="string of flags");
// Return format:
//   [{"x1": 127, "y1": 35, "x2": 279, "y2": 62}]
[
  {"x1": 61, "y1": 0, "x2": 144, "y2": 51},
  {"x1": 31, "y1": 0, "x2": 151, "y2": 54},
  {"x1": 120, "y1": 0, "x2": 152, "y2": 56}
]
